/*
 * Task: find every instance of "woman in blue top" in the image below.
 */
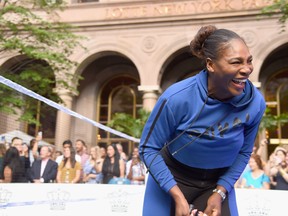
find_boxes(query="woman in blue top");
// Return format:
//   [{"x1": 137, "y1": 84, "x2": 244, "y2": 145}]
[
  {"x1": 83, "y1": 146, "x2": 103, "y2": 184},
  {"x1": 139, "y1": 25, "x2": 266, "y2": 216},
  {"x1": 240, "y1": 154, "x2": 270, "y2": 189}
]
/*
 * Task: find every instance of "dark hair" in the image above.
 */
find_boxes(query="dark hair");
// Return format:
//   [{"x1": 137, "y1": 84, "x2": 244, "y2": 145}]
[
  {"x1": 62, "y1": 139, "x2": 72, "y2": 147},
  {"x1": 11, "y1": 137, "x2": 22, "y2": 143},
  {"x1": 62, "y1": 146, "x2": 77, "y2": 168},
  {"x1": 102, "y1": 144, "x2": 121, "y2": 182},
  {"x1": 190, "y1": 25, "x2": 245, "y2": 61},
  {"x1": 1, "y1": 147, "x2": 26, "y2": 182},
  {"x1": 30, "y1": 138, "x2": 37, "y2": 149}
]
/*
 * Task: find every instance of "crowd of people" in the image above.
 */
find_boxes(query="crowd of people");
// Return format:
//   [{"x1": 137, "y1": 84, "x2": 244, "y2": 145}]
[
  {"x1": 0, "y1": 134, "x2": 287, "y2": 192},
  {"x1": 0, "y1": 134, "x2": 287, "y2": 190},
  {"x1": 235, "y1": 139, "x2": 288, "y2": 190},
  {"x1": 0, "y1": 135, "x2": 146, "y2": 185}
]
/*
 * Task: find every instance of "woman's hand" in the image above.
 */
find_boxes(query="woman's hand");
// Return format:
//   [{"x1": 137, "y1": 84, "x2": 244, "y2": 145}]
[
  {"x1": 169, "y1": 185, "x2": 190, "y2": 216},
  {"x1": 174, "y1": 196, "x2": 190, "y2": 216},
  {"x1": 201, "y1": 192, "x2": 222, "y2": 216}
]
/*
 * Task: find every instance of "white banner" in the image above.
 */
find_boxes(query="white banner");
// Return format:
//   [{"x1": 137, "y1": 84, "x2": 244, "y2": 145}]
[{"x1": 0, "y1": 184, "x2": 285, "y2": 216}]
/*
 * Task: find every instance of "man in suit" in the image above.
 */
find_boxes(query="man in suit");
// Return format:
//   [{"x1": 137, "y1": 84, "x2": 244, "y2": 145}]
[{"x1": 29, "y1": 145, "x2": 58, "y2": 183}]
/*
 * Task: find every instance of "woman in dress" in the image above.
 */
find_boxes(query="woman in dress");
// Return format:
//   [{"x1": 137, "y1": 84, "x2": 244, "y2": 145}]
[{"x1": 56, "y1": 146, "x2": 82, "y2": 183}]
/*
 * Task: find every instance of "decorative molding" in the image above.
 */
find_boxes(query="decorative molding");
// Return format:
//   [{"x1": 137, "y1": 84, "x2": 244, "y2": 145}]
[
  {"x1": 141, "y1": 36, "x2": 157, "y2": 53},
  {"x1": 242, "y1": 30, "x2": 258, "y2": 48}
]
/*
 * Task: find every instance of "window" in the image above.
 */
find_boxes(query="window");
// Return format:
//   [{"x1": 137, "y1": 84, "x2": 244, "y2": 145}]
[{"x1": 96, "y1": 76, "x2": 142, "y2": 151}]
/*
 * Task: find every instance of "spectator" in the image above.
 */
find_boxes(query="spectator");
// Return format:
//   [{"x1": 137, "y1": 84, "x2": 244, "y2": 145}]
[
  {"x1": 269, "y1": 147, "x2": 288, "y2": 190},
  {"x1": 56, "y1": 146, "x2": 82, "y2": 183},
  {"x1": 75, "y1": 139, "x2": 89, "y2": 182},
  {"x1": 29, "y1": 146, "x2": 58, "y2": 183},
  {"x1": 83, "y1": 146, "x2": 103, "y2": 184},
  {"x1": 54, "y1": 150, "x2": 63, "y2": 160},
  {"x1": 0, "y1": 143, "x2": 7, "y2": 182},
  {"x1": 126, "y1": 155, "x2": 145, "y2": 185},
  {"x1": 11, "y1": 137, "x2": 29, "y2": 181},
  {"x1": 126, "y1": 146, "x2": 140, "y2": 176},
  {"x1": 100, "y1": 146, "x2": 107, "y2": 160},
  {"x1": 29, "y1": 133, "x2": 42, "y2": 164},
  {"x1": 22, "y1": 143, "x2": 31, "y2": 165},
  {"x1": 11, "y1": 137, "x2": 23, "y2": 153},
  {"x1": 102, "y1": 144, "x2": 125, "y2": 184},
  {"x1": 1, "y1": 147, "x2": 27, "y2": 183},
  {"x1": 55, "y1": 140, "x2": 81, "y2": 165},
  {"x1": 116, "y1": 143, "x2": 128, "y2": 162},
  {"x1": 239, "y1": 154, "x2": 270, "y2": 189}
]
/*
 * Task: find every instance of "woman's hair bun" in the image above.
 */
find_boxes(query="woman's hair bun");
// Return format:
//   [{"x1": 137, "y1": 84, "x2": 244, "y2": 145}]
[{"x1": 190, "y1": 25, "x2": 217, "y2": 59}]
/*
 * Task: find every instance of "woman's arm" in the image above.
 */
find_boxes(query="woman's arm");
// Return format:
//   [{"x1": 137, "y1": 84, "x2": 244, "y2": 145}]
[
  {"x1": 71, "y1": 169, "x2": 81, "y2": 183},
  {"x1": 94, "y1": 159, "x2": 103, "y2": 173},
  {"x1": 169, "y1": 185, "x2": 190, "y2": 216},
  {"x1": 127, "y1": 162, "x2": 133, "y2": 180},
  {"x1": 218, "y1": 100, "x2": 266, "y2": 193},
  {"x1": 119, "y1": 159, "x2": 125, "y2": 178},
  {"x1": 139, "y1": 97, "x2": 178, "y2": 193},
  {"x1": 279, "y1": 168, "x2": 288, "y2": 183},
  {"x1": 3, "y1": 166, "x2": 12, "y2": 183},
  {"x1": 56, "y1": 170, "x2": 62, "y2": 183},
  {"x1": 262, "y1": 181, "x2": 270, "y2": 189},
  {"x1": 270, "y1": 166, "x2": 279, "y2": 176},
  {"x1": 239, "y1": 178, "x2": 247, "y2": 188}
]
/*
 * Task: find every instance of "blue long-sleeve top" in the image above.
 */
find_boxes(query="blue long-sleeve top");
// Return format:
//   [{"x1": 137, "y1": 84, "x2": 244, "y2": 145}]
[{"x1": 139, "y1": 70, "x2": 266, "y2": 194}]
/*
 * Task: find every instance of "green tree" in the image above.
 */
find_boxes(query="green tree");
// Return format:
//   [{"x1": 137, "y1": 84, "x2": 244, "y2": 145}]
[
  {"x1": 260, "y1": 108, "x2": 288, "y2": 133},
  {"x1": 107, "y1": 109, "x2": 151, "y2": 139},
  {"x1": 0, "y1": 0, "x2": 85, "y2": 125},
  {"x1": 262, "y1": 0, "x2": 288, "y2": 30}
]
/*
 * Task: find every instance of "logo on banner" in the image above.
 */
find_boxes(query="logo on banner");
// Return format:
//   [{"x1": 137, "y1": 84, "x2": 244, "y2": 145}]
[
  {"x1": 246, "y1": 194, "x2": 270, "y2": 216},
  {"x1": 107, "y1": 189, "x2": 129, "y2": 213},
  {"x1": 47, "y1": 189, "x2": 70, "y2": 210},
  {"x1": 0, "y1": 188, "x2": 12, "y2": 209}
]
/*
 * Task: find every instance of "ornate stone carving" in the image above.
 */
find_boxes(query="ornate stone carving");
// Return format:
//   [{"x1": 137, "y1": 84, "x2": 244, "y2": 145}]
[
  {"x1": 141, "y1": 36, "x2": 157, "y2": 53},
  {"x1": 241, "y1": 30, "x2": 258, "y2": 48}
]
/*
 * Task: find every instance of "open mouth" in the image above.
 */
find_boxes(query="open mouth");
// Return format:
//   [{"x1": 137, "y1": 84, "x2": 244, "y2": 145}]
[{"x1": 232, "y1": 78, "x2": 247, "y2": 85}]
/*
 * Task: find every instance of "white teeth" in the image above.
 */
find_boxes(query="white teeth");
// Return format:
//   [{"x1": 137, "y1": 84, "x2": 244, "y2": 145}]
[{"x1": 233, "y1": 79, "x2": 247, "y2": 84}]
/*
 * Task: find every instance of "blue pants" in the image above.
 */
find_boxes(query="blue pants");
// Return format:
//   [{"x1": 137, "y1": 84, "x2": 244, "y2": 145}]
[{"x1": 142, "y1": 175, "x2": 239, "y2": 216}]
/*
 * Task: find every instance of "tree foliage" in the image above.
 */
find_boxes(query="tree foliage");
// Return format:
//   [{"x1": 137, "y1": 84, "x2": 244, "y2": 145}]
[
  {"x1": 260, "y1": 108, "x2": 288, "y2": 132},
  {"x1": 107, "y1": 109, "x2": 151, "y2": 139},
  {"x1": 262, "y1": 0, "x2": 288, "y2": 30},
  {"x1": 0, "y1": 0, "x2": 85, "y2": 125}
]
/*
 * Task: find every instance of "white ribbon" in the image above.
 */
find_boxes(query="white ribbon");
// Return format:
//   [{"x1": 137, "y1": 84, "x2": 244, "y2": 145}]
[{"x1": 0, "y1": 75, "x2": 140, "y2": 143}]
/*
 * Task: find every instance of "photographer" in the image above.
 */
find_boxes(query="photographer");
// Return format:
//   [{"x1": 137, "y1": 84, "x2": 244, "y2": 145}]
[{"x1": 269, "y1": 147, "x2": 288, "y2": 190}]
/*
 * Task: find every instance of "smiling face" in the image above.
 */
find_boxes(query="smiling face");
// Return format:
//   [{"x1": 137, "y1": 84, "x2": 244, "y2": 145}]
[
  {"x1": 107, "y1": 145, "x2": 115, "y2": 158},
  {"x1": 63, "y1": 147, "x2": 71, "y2": 158},
  {"x1": 40, "y1": 146, "x2": 51, "y2": 160},
  {"x1": 206, "y1": 38, "x2": 253, "y2": 101},
  {"x1": 248, "y1": 157, "x2": 258, "y2": 171}
]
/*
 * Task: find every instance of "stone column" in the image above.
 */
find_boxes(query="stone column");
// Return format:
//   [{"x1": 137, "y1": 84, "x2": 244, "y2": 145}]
[
  {"x1": 54, "y1": 89, "x2": 74, "y2": 150},
  {"x1": 138, "y1": 85, "x2": 160, "y2": 111}
]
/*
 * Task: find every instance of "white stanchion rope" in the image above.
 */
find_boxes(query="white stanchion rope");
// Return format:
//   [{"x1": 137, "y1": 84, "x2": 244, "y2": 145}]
[{"x1": 0, "y1": 75, "x2": 140, "y2": 143}]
